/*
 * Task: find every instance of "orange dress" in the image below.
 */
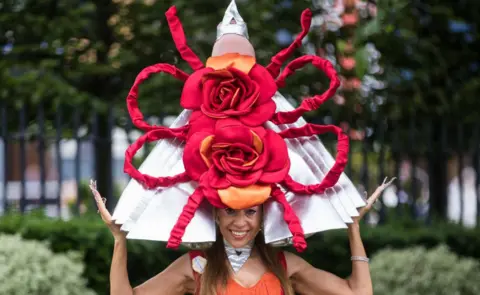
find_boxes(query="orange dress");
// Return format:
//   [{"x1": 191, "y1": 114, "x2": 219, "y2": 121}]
[
  {"x1": 189, "y1": 251, "x2": 286, "y2": 295},
  {"x1": 223, "y1": 272, "x2": 283, "y2": 294}
]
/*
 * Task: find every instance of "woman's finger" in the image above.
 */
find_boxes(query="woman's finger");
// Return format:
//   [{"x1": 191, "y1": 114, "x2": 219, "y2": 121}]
[
  {"x1": 89, "y1": 180, "x2": 113, "y2": 222},
  {"x1": 358, "y1": 177, "x2": 396, "y2": 219}
]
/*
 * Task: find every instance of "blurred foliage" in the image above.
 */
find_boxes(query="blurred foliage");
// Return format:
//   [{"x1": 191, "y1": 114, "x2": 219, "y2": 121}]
[
  {"x1": 1, "y1": 213, "x2": 480, "y2": 294},
  {"x1": 1, "y1": 0, "x2": 478, "y2": 128},
  {"x1": 371, "y1": 245, "x2": 480, "y2": 295},
  {"x1": 361, "y1": 0, "x2": 480, "y2": 123},
  {"x1": 0, "y1": 233, "x2": 96, "y2": 295},
  {"x1": 0, "y1": 0, "x2": 313, "y2": 125}
]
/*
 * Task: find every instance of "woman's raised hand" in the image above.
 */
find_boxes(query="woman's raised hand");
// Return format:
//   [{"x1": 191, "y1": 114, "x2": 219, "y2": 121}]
[
  {"x1": 356, "y1": 177, "x2": 396, "y2": 221},
  {"x1": 90, "y1": 179, "x2": 126, "y2": 241}
]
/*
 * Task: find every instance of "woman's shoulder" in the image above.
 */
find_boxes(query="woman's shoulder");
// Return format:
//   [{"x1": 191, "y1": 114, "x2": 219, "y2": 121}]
[
  {"x1": 167, "y1": 252, "x2": 197, "y2": 279},
  {"x1": 132, "y1": 253, "x2": 196, "y2": 294},
  {"x1": 281, "y1": 250, "x2": 310, "y2": 277}
]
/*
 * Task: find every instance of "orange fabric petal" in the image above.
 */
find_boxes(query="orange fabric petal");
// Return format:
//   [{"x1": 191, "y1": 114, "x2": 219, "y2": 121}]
[
  {"x1": 206, "y1": 53, "x2": 256, "y2": 74},
  {"x1": 202, "y1": 69, "x2": 233, "y2": 82},
  {"x1": 230, "y1": 87, "x2": 241, "y2": 108},
  {"x1": 218, "y1": 184, "x2": 271, "y2": 210},
  {"x1": 200, "y1": 135, "x2": 215, "y2": 167},
  {"x1": 250, "y1": 130, "x2": 263, "y2": 154}
]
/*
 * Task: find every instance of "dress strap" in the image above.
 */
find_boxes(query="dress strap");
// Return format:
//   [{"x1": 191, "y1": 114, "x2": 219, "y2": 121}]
[
  {"x1": 278, "y1": 251, "x2": 287, "y2": 272},
  {"x1": 188, "y1": 250, "x2": 205, "y2": 294},
  {"x1": 278, "y1": 251, "x2": 288, "y2": 295}
]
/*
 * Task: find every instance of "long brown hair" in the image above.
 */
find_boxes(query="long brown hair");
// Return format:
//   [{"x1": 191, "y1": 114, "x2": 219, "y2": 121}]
[{"x1": 197, "y1": 232, "x2": 295, "y2": 295}]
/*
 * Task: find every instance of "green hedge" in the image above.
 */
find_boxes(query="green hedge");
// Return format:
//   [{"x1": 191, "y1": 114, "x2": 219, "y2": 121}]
[{"x1": 1, "y1": 213, "x2": 479, "y2": 294}]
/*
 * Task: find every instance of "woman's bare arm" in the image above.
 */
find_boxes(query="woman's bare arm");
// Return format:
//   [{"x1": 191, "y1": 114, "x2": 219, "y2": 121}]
[
  {"x1": 285, "y1": 178, "x2": 395, "y2": 295},
  {"x1": 284, "y1": 224, "x2": 371, "y2": 295},
  {"x1": 110, "y1": 237, "x2": 134, "y2": 295},
  {"x1": 109, "y1": 237, "x2": 194, "y2": 295},
  {"x1": 90, "y1": 181, "x2": 195, "y2": 295},
  {"x1": 133, "y1": 253, "x2": 195, "y2": 295},
  {"x1": 285, "y1": 251, "x2": 356, "y2": 295}
]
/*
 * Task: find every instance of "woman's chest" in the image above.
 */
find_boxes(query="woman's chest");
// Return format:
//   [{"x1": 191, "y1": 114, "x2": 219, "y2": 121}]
[
  {"x1": 226, "y1": 272, "x2": 283, "y2": 294},
  {"x1": 233, "y1": 260, "x2": 270, "y2": 288}
]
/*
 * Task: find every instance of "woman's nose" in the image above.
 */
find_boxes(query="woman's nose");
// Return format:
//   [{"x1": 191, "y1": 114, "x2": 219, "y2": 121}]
[{"x1": 232, "y1": 212, "x2": 248, "y2": 227}]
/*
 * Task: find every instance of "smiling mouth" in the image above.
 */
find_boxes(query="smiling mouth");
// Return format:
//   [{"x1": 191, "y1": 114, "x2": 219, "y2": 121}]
[{"x1": 230, "y1": 230, "x2": 248, "y2": 238}]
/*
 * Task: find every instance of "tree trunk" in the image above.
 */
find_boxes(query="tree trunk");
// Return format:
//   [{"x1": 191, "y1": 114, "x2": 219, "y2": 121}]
[
  {"x1": 92, "y1": 2, "x2": 116, "y2": 211},
  {"x1": 94, "y1": 111, "x2": 114, "y2": 211},
  {"x1": 428, "y1": 122, "x2": 448, "y2": 219}
]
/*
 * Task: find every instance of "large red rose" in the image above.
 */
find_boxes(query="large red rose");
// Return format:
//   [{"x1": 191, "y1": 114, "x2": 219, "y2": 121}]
[
  {"x1": 180, "y1": 64, "x2": 277, "y2": 127},
  {"x1": 183, "y1": 119, "x2": 290, "y2": 209}
]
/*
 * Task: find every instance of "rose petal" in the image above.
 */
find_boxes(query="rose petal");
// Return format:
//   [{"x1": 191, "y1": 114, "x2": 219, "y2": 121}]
[
  {"x1": 229, "y1": 67, "x2": 257, "y2": 102},
  {"x1": 258, "y1": 164, "x2": 290, "y2": 184},
  {"x1": 220, "y1": 157, "x2": 252, "y2": 175},
  {"x1": 214, "y1": 119, "x2": 253, "y2": 146},
  {"x1": 226, "y1": 157, "x2": 254, "y2": 169},
  {"x1": 210, "y1": 151, "x2": 227, "y2": 172},
  {"x1": 206, "y1": 167, "x2": 231, "y2": 189},
  {"x1": 200, "y1": 176, "x2": 226, "y2": 208},
  {"x1": 204, "y1": 69, "x2": 234, "y2": 81},
  {"x1": 199, "y1": 135, "x2": 215, "y2": 167},
  {"x1": 203, "y1": 79, "x2": 233, "y2": 112},
  {"x1": 249, "y1": 64, "x2": 277, "y2": 103},
  {"x1": 225, "y1": 153, "x2": 258, "y2": 172},
  {"x1": 251, "y1": 130, "x2": 263, "y2": 153},
  {"x1": 239, "y1": 100, "x2": 277, "y2": 126},
  {"x1": 263, "y1": 130, "x2": 289, "y2": 171},
  {"x1": 202, "y1": 79, "x2": 230, "y2": 118},
  {"x1": 222, "y1": 107, "x2": 251, "y2": 117},
  {"x1": 226, "y1": 169, "x2": 263, "y2": 187},
  {"x1": 211, "y1": 143, "x2": 258, "y2": 172},
  {"x1": 258, "y1": 130, "x2": 290, "y2": 183},
  {"x1": 252, "y1": 147, "x2": 268, "y2": 170},
  {"x1": 201, "y1": 104, "x2": 229, "y2": 119},
  {"x1": 235, "y1": 82, "x2": 259, "y2": 111},
  {"x1": 250, "y1": 126, "x2": 267, "y2": 138},
  {"x1": 180, "y1": 68, "x2": 214, "y2": 109},
  {"x1": 183, "y1": 131, "x2": 212, "y2": 180},
  {"x1": 187, "y1": 111, "x2": 215, "y2": 139}
]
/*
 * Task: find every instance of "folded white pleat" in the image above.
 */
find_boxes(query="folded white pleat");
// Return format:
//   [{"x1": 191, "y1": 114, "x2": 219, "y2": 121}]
[
  {"x1": 112, "y1": 92, "x2": 365, "y2": 247},
  {"x1": 263, "y1": 93, "x2": 365, "y2": 246},
  {"x1": 112, "y1": 110, "x2": 191, "y2": 226}
]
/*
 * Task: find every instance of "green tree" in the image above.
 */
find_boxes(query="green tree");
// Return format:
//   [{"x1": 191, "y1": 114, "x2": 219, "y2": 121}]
[
  {"x1": 358, "y1": 0, "x2": 480, "y2": 217},
  {"x1": 0, "y1": 0, "x2": 317, "y2": 205}
]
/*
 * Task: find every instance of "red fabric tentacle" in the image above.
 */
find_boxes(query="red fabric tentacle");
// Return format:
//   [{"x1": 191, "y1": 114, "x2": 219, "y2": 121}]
[
  {"x1": 123, "y1": 126, "x2": 190, "y2": 189},
  {"x1": 266, "y1": 9, "x2": 312, "y2": 79},
  {"x1": 167, "y1": 187, "x2": 205, "y2": 249},
  {"x1": 279, "y1": 123, "x2": 349, "y2": 194},
  {"x1": 271, "y1": 55, "x2": 340, "y2": 125},
  {"x1": 127, "y1": 63, "x2": 189, "y2": 131},
  {"x1": 271, "y1": 184, "x2": 307, "y2": 252},
  {"x1": 165, "y1": 6, "x2": 204, "y2": 71}
]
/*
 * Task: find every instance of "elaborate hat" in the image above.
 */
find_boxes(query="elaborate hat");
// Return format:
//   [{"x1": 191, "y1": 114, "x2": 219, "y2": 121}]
[{"x1": 112, "y1": 1, "x2": 364, "y2": 252}]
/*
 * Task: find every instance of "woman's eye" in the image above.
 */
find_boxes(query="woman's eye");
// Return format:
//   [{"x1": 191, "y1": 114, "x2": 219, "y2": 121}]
[
  {"x1": 245, "y1": 209, "x2": 257, "y2": 216},
  {"x1": 225, "y1": 208, "x2": 236, "y2": 215}
]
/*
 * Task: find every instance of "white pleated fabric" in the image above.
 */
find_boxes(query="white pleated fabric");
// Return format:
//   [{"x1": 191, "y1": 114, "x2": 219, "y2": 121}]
[{"x1": 112, "y1": 91, "x2": 365, "y2": 248}]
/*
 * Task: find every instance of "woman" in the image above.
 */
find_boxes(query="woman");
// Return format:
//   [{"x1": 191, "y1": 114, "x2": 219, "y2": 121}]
[
  {"x1": 94, "y1": 1, "x2": 395, "y2": 294},
  {"x1": 91, "y1": 178, "x2": 393, "y2": 295}
]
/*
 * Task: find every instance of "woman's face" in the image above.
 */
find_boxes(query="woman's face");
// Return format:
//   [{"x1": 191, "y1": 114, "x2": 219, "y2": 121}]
[{"x1": 216, "y1": 205, "x2": 262, "y2": 248}]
